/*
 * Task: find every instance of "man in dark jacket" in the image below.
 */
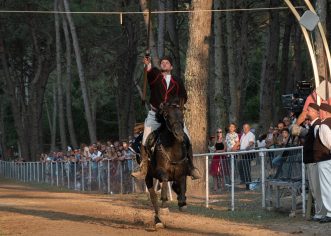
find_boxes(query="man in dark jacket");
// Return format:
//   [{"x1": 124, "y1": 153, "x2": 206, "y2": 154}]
[
  {"x1": 314, "y1": 103, "x2": 331, "y2": 223},
  {"x1": 304, "y1": 103, "x2": 326, "y2": 221},
  {"x1": 131, "y1": 55, "x2": 201, "y2": 180}
]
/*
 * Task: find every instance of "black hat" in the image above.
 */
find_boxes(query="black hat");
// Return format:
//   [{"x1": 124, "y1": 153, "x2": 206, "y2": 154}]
[
  {"x1": 160, "y1": 55, "x2": 173, "y2": 66},
  {"x1": 320, "y1": 103, "x2": 331, "y2": 113},
  {"x1": 308, "y1": 103, "x2": 320, "y2": 111}
]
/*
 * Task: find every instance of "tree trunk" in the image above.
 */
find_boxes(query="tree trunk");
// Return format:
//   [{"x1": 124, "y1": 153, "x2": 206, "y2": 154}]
[
  {"x1": 290, "y1": 25, "x2": 302, "y2": 90},
  {"x1": 225, "y1": 0, "x2": 238, "y2": 124},
  {"x1": 315, "y1": 0, "x2": 327, "y2": 79},
  {"x1": 116, "y1": 13, "x2": 138, "y2": 140},
  {"x1": 0, "y1": 24, "x2": 53, "y2": 161},
  {"x1": 0, "y1": 101, "x2": 6, "y2": 160},
  {"x1": 55, "y1": 0, "x2": 67, "y2": 151},
  {"x1": 63, "y1": 0, "x2": 97, "y2": 144},
  {"x1": 280, "y1": 13, "x2": 293, "y2": 95},
  {"x1": 60, "y1": 1, "x2": 78, "y2": 149},
  {"x1": 210, "y1": 0, "x2": 227, "y2": 133},
  {"x1": 166, "y1": 0, "x2": 181, "y2": 78},
  {"x1": 184, "y1": 0, "x2": 213, "y2": 194},
  {"x1": 237, "y1": 2, "x2": 249, "y2": 125},
  {"x1": 44, "y1": 83, "x2": 57, "y2": 152},
  {"x1": 259, "y1": 0, "x2": 280, "y2": 132}
]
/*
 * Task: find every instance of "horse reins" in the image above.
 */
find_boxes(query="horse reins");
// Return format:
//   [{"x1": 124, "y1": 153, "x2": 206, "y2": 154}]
[{"x1": 158, "y1": 144, "x2": 188, "y2": 165}]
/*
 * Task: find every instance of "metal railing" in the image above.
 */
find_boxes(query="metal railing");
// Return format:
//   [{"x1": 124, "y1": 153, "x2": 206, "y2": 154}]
[
  {"x1": 0, "y1": 146, "x2": 305, "y2": 215},
  {"x1": 195, "y1": 146, "x2": 305, "y2": 216},
  {"x1": 0, "y1": 159, "x2": 142, "y2": 194}
]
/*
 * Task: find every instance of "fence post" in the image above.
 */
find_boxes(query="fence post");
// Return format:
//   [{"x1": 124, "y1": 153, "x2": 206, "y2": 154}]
[
  {"x1": 120, "y1": 161, "x2": 123, "y2": 194},
  {"x1": 61, "y1": 162, "x2": 64, "y2": 186},
  {"x1": 231, "y1": 155, "x2": 235, "y2": 211},
  {"x1": 74, "y1": 162, "x2": 77, "y2": 190},
  {"x1": 67, "y1": 162, "x2": 70, "y2": 189},
  {"x1": 51, "y1": 162, "x2": 54, "y2": 185},
  {"x1": 107, "y1": 159, "x2": 110, "y2": 194},
  {"x1": 33, "y1": 162, "x2": 36, "y2": 181},
  {"x1": 98, "y1": 161, "x2": 101, "y2": 192},
  {"x1": 82, "y1": 162, "x2": 85, "y2": 192},
  {"x1": 30, "y1": 162, "x2": 32, "y2": 182},
  {"x1": 56, "y1": 162, "x2": 59, "y2": 187},
  {"x1": 25, "y1": 162, "x2": 28, "y2": 182},
  {"x1": 37, "y1": 162, "x2": 39, "y2": 183},
  {"x1": 89, "y1": 161, "x2": 92, "y2": 191},
  {"x1": 131, "y1": 159, "x2": 135, "y2": 193},
  {"x1": 41, "y1": 162, "x2": 44, "y2": 183},
  {"x1": 205, "y1": 155, "x2": 209, "y2": 208},
  {"x1": 261, "y1": 151, "x2": 266, "y2": 208}
]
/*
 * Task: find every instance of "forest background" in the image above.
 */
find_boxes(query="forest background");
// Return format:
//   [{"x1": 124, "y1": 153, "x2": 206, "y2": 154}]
[{"x1": 0, "y1": 0, "x2": 330, "y2": 161}]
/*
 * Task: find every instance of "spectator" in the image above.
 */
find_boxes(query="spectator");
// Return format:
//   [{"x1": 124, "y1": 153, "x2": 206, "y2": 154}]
[
  {"x1": 239, "y1": 123, "x2": 255, "y2": 190},
  {"x1": 208, "y1": 136, "x2": 216, "y2": 153},
  {"x1": 271, "y1": 128, "x2": 299, "y2": 178},
  {"x1": 225, "y1": 123, "x2": 240, "y2": 152},
  {"x1": 303, "y1": 103, "x2": 326, "y2": 221},
  {"x1": 283, "y1": 116, "x2": 291, "y2": 129},
  {"x1": 210, "y1": 129, "x2": 227, "y2": 192},
  {"x1": 314, "y1": 103, "x2": 331, "y2": 223},
  {"x1": 274, "y1": 121, "x2": 285, "y2": 146}
]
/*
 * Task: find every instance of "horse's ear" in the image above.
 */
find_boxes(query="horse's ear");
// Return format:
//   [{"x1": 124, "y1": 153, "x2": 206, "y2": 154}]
[{"x1": 159, "y1": 103, "x2": 164, "y2": 110}]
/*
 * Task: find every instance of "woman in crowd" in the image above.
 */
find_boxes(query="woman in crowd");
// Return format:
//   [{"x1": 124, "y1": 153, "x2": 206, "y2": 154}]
[{"x1": 210, "y1": 128, "x2": 228, "y2": 192}]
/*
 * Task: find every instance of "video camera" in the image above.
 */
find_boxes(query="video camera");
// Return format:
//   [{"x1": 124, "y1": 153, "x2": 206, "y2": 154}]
[{"x1": 281, "y1": 80, "x2": 313, "y2": 114}]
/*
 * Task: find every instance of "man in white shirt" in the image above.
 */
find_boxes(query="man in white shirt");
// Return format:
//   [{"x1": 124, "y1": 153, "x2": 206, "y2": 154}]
[
  {"x1": 239, "y1": 123, "x2": 255, "y2": 190},
  {"x1": 315, "y1": 103, "x2": 331, "y2": 223}
]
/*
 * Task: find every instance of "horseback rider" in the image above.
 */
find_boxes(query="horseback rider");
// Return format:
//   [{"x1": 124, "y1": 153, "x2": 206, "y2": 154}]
[{"x1": 131, "y1": 55, "x2": 201, "y2": 180}]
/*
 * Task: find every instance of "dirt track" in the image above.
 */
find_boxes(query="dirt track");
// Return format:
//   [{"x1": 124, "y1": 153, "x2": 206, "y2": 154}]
[{"x1": 0, "y1": 180, "x2": 329, "y2": 235}]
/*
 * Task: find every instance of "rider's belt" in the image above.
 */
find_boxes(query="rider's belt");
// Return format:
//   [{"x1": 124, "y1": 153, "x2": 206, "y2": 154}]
[{"x1": 150, "y1": 105, "x2": 158, "y2": 112}]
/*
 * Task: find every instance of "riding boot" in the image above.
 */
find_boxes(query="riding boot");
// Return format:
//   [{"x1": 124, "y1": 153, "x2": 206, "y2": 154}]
[
  {"x1": 131, "y1": 145, "x2": 149, "y2": 180},
  {"x1": 186, "y1": 140, "x2": 201, "y2": 180}
]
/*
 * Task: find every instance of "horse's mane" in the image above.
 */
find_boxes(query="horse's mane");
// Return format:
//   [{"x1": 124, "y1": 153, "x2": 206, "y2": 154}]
[{"x1": 156, "y1": 97, "x2": 181, "y2": 125}]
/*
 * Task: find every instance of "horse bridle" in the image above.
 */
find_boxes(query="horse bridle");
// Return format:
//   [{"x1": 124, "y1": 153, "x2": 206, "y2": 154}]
[{"x1": 161, "y1": 103, "x2": 184, "y2": 133}]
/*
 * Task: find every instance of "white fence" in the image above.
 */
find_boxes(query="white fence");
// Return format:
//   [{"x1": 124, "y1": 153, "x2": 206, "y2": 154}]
[
  {"x1": 0, "y1": 146, "x2": 305, "y2": 215},
  {"x1": 196, "y1": 146, "x2": 305, "y2": 216}
]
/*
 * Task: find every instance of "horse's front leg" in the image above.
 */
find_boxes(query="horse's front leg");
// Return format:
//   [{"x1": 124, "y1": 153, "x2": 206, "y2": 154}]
[
  {"x1": 177, "y1": 176, "x2": 187, "y2": 211},
  {"x1": 160, "y1": 180, "x2": 168, "y2": 208},
  {"x1": 146, "y1": 175, "x2": 164, "y2": 229}
]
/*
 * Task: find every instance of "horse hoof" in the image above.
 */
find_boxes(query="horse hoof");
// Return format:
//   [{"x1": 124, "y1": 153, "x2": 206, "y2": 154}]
[
  {"x1": 155, "y1": 222, "x2": 165, "y2": 229},
  {"x1": 179, "y1": 205, "x2": 187, "y2": 212},
  {"x1": 160, "y1": 207, "x2": 169, "y2": 215}
]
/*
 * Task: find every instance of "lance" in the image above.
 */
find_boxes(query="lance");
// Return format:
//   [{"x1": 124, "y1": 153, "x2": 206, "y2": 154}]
[{"x1": 142, "y1": 0, "x2": 152, "y2": 105}]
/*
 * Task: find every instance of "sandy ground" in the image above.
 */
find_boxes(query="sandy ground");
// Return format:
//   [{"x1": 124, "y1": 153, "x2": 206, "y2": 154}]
[{"x1": 0, "y1": 180, "x2": 330, "y2": 236}]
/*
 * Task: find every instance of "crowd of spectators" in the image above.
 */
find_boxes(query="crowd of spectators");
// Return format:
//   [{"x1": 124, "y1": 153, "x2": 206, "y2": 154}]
[
  {"x1": 39, "y1": 139, "x2": 136, "y2": 165},
  {"x1": 207, "y1": 112, "x2": 305, "y2": 192}
]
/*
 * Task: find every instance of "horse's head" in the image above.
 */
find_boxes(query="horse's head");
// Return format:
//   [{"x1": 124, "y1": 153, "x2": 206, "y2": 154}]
[{"x1": 157, "y1": 99, "x2": 185, "y2": 142}]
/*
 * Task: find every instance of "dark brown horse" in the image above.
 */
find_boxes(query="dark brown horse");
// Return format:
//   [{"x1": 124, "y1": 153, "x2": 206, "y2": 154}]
[{"x1": 144, "y1": 100, "x2": 190, "y2": 228}]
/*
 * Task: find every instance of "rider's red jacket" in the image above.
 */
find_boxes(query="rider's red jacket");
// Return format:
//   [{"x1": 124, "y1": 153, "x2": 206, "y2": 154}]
[{"x1": 147, "y1": 67, "x2": 187, "y2": 110}]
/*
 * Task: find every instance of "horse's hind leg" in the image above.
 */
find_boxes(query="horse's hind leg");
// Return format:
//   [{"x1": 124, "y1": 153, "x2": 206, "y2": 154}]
[{"x1": 146, "y1": 176, "x2": 164, "y2": 228}]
